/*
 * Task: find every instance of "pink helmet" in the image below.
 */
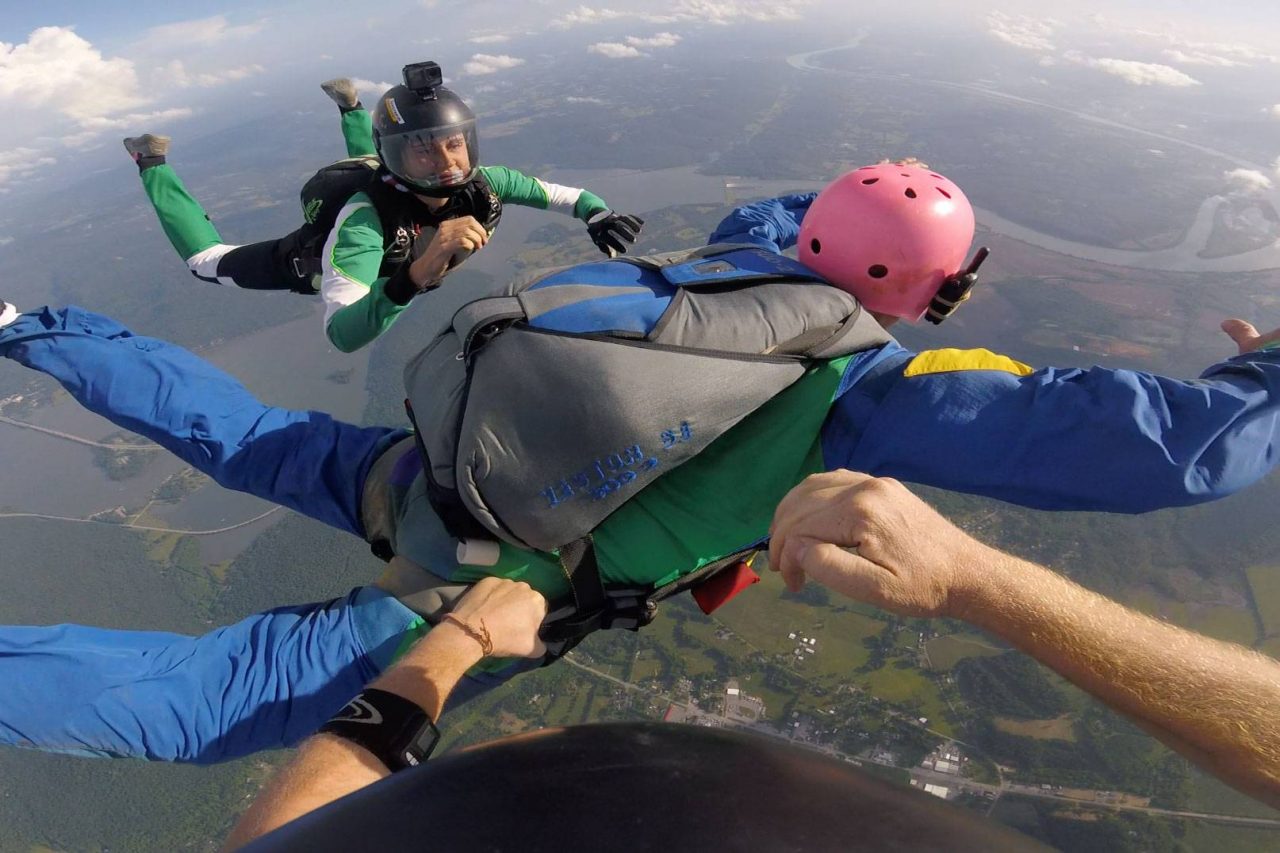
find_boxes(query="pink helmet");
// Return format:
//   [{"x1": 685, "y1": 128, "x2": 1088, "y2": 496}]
[{"x1": 798, "y1": 164, "x2": 976, "y2": 321}]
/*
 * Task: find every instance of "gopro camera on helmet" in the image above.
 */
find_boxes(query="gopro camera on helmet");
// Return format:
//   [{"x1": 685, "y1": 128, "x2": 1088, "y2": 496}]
[{"x1": 403, "y1": 62, "x2": 444, "y2": 99}]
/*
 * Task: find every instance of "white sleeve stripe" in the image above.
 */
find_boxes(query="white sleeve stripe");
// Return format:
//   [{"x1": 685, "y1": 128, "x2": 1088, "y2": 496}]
[
  {"x1": 322, "y1": 277, "x2": 370, "y2": 324},
  {"x1": 534, "y1": 178, "x2": 583, "y2": 213},
  {"x1": 321, "y1": 200, "x2": 377, "y2": 325}
]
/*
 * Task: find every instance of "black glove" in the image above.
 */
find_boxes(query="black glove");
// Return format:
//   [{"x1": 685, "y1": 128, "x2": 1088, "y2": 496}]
[{"x1": 587, "y1": 210, "x2": 644, "y2": 257}]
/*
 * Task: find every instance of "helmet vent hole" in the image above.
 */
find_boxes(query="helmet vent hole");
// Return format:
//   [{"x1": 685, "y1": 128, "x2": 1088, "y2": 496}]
[
  {"x1": 936, "y1": 187, "x2": 952, "y2": 199},
  {"x1": 930, "y1": 173, "x2": 943, "y2": 179},
  {"x1": 904, "y1": 188, "x2": 917, "y2": 199},
  {"x1": 810, "y1": 238, "x2": 822, "y2": 255},
  {"x1": 861, "y1": 178, "x2": 879, "y2": 185},
  {"x1": 868, "y1": 264, "x2": 889, "y2": 279}
]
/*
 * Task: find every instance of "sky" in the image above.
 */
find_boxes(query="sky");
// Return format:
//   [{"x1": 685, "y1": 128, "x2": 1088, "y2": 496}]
[{"x1": 1, "y1": 0, "x2": 1279, "y2": 195}]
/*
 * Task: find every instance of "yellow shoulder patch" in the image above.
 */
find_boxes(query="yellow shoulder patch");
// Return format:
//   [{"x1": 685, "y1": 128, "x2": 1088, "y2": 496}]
[{"x1": 903, "y1": 348, "x2": 1034, "y2": 378}]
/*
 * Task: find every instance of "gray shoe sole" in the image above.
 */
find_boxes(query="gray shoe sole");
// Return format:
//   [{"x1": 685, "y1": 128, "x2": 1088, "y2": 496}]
[
  {"x1": 123, "y1": 134, "x2": 171, "y2": 158},
  {"x1": 321, "y1": 78, "x2": 360, "y2": 109}
]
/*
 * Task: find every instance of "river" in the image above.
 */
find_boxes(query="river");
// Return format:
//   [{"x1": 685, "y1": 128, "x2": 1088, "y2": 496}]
[{"x1": 787, "y1": 41, "x2": 1280, "y2": 274}]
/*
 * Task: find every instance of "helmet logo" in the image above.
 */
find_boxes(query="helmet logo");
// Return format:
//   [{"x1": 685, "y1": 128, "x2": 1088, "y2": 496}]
[{"x1": 384, "y1": 97, "x2": 406, "y2": 125}]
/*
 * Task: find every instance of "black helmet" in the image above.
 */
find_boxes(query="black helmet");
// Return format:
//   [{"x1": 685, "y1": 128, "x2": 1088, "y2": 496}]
[{"x1": 372, "y1": 62, "x2": 478, "y2": 197}]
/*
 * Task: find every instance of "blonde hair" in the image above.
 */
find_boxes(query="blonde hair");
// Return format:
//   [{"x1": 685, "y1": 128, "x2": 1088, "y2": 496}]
[{"x1": 877, "y1": 156, "x2": 930, "y2": 169}]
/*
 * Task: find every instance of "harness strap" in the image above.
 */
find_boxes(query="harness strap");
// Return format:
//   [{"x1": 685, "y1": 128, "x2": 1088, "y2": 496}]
[
  {"x1": 537, "y1": 543, "x2": 762, "y2": 663},
  {"x1": 291, "y1": 254, "x2": 323, "y2": 280},
  {"x1": 404, "y1": 399, "x2": 489, "y2": 542},
  {"x1": 558, "y1": 535, "x2": 606, "y2": 617}
]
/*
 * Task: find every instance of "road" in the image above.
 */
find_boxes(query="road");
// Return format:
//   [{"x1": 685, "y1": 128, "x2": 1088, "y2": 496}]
[
  {"x1": 0, "y1": 412, "x2": 280, "y2": 534},
  {"x1": 0, "y1": 506, "x2": 282, "y2": 535},
  {"x1": 0, "y1": 413, "x2": 158, "y2": 450}
]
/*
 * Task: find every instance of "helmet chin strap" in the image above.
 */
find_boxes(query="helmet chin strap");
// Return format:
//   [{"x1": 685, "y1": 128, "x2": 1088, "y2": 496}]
[
  {"x1": 406, "y1": 172, "x2": 475, "y2": 199},
  {"x1": 925, "y1": 246, "x2": 989, "y2": 326},
  {"x1": 382, "y1": 170, "x2": 471, "y2": 200}
]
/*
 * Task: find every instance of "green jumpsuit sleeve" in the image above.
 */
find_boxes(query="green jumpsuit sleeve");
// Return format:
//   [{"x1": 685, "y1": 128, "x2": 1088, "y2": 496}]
[
  {"x1": 478, "y1": 165, "x2": 609, "y2": 221},
  {"x1": 140, "y1": 164, "x2": 224, "y2": 261},
  {"x1": 340, "y1": 108, "x2": 376, "y2": 158},
  {"x1": 321, "y1": 194, "x2": 406, "y2": 353}
]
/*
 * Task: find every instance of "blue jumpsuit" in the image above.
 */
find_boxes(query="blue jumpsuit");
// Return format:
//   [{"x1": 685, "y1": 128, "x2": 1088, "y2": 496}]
[{"x1": 2, "y1": 194, "x2": 1280, "y2": 764}]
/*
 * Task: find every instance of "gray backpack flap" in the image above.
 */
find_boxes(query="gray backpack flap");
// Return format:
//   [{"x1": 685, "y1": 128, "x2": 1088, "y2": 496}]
[{"x1": 404, "y1": 244, "x2": 893, "y2": 552}]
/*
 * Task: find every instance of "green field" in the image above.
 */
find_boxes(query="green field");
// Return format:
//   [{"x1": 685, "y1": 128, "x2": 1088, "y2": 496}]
[
  {"x1": 642, "y1": 607, "x2": 744, "y2": 679},
  {"x1": 926, "y1": 633, "x2": 1005, "y2": 671},
  {"x1": 1181, "y1": 821, "x2": 1280, "y2": 852},
  {"x1": 1191, "y1": 604, "x2": 1262, "y2": 647},
  {"x1": 1126, "y1": 588, "x2": 1259, "y2": 647},
  {"x1": 857, "y1": 762, "x2": 911, "y2": 787},
  {"x1": 1245, "y1": 563, "x2": 1280, "y2": 638},
  {"x1": 993, "y1": 715, "x2": 1076, "y2": 742},
  {"x1": 628, "y1": 652, "x2": 665, "y2": 682},
  {"x1": 711, "y1": 568, "x2": 885, "y2": 674},
  {"x1": 1185, "y1": 768, "x2": 1280, "y2": 820}
]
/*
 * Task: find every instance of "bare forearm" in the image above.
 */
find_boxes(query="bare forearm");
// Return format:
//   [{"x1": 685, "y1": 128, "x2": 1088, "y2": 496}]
[
  {"x1": 223, "y1": 626, "x2": 482, "y2": 849},
  {"x1": 222, "y1": 735, "x2": 384, "y2": 850},
  {"x1": 956, "y1": 551, "x2": 1280, "y2": 807}
]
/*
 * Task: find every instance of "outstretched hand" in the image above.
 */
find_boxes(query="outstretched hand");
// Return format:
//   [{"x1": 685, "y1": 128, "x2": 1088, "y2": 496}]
[
  {"x1": 767, "y1": 471, "x2": 993, "y2": 619},
  {"x1": 587, "y1": 211, "x2": 644, "y2": 257},
  {"x1": 1222, "y1": 319, "x2": 1280, "y2": 355}
]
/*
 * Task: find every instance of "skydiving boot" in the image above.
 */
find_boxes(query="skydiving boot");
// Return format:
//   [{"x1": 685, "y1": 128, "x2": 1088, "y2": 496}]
[
  {"x1": 0, "y1": 301, "x2": 18, "y2": 329},
  {"x1": 123, "y1": 134, "x2": 170, "y2": 171},
  {"x1": 321, "y1": 78, "x2": 362, "y2": 113}
]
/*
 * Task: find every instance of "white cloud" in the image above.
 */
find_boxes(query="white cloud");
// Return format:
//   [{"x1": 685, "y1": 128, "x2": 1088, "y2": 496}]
[
  {"x1": 589, "y1": 42, "x2": 643, "y2": 59},
  {"x1": 1267, "y1": 104, "x2": 1280, "y2": 118},
  {"x1": 75, "y1": 106, "x2": 193, "y2": 132},
  {"x1": 56, "y1": 128, "x2": 112, "y2": 148},
  {"x1": 1273, "y1": 156, "x2": 1280, "y2": 180},
  {"x1": 590, "y1": 31, "x2": 681, "y2": 60},
  {"x1": 469, "y1": 34, "x2": 510, "y2": 44},
  {"x1": 0, "y1": 27, "x2": 145, "y2": 122},
  {"x1": 553, "y1": 6, "x2": 627, "y2": 28},
  {"x1": 0, "y1": 147, "x2": 57, "y2": 186},
  {"x1": 460, "y1": 54, "x2": 525, "y2": 75},
  {"x1": 1161, "y1": 48, "x2": 1243, "y2": 68},
  {"x1": 1135, "y1": 31, "x2": 1280, "y2": 67},
  {"x1": 351, "y1": 78, "x2": 396, "y2": 99},
  {"x1": 566, "y1": 96, "x2": 605, "y2": 104},
  {"x1": 135, "y1": 15, "x2": 263, "y2": 50},
  {"x1": 166, "y1": 60, "x2": 264, "y2": 88},
  {"x1": 627, "y1": 32, "x2": 681, "y2": 48},
  {"x1": 1063, "y1": 52, "x2": 1201, "y2": 87},
  {"x1": 664, "y1": 0, "x2": 804, "y2": 24},
  {"x1": 554, "y1": 1, "x2": 805, "y2": 29},
  {"x1": 986, "y1": 12, "x2": 1055, "y2": 52},
  {"x1": 1224, "y1": 168, "x2": 1273, "y2": 193},
  {"x1": 1090, "y1": 58, "x2": 1200, "y2": 87}
]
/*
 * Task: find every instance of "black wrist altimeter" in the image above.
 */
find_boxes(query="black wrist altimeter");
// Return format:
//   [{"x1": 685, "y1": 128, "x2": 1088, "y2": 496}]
[{"x1": 319, "y1": 688, "x2": 441, "y2": 771}]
